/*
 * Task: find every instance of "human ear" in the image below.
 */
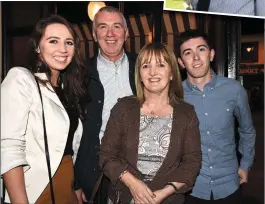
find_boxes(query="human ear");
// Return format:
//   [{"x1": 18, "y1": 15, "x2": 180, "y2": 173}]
[
  {"x1": 177, "y1": 57, "x2": 185, "y2": 69},
  {"x1": 210, "y1": 49, "x2": 215, "y2": 62},
  {"x1": 125, "y1": 29, "x2": 129, "y2": 41},
  {"x1": 92, "y1": 31, "x2": 98, "y2": 42}
]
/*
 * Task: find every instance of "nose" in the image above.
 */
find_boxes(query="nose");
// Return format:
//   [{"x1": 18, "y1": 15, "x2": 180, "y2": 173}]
[
  {"x1": 194, "y1": 52, "x2": 199, "y2": 60},
  {"x1": 106, "y1": 28, "x2": 114, "y2": 37},
  {"x1": 59, "y1": 43, "x2": 67, "y2": 53},
  {"x1": 150, "y1": 65, "x2": 157, "y2": 76}
]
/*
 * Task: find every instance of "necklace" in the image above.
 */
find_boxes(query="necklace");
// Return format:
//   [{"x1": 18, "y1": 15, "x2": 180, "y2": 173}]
[{"x1": 150, "y1": 103, "x2": 169, "y2": 115}]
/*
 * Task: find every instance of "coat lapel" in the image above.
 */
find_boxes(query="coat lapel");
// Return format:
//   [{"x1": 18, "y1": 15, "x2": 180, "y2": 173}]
[
  {"x1": 126, "y1": 52, "x2": 137, "y2": 95},
  {"x1": 34, "y1": 73, "x2": 65, "y2": 111},
  {"x1": 88, "y1": 56, "x2": 99, "y2": 80},
  {"x1": 151, "y1": 101, "x2": 187, "y2": 181},
  {"x1": 126, "y1": 98, "x2": 187, "y2": 178},
  {"x1": 125, "y1": 98, "x2": 141, "y2": 167},
  {"x1": 153, "y1": 103, "x2": 184, "y2": 179}
]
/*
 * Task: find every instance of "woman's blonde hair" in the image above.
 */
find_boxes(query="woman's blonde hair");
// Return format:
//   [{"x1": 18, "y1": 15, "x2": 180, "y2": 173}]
[{"x1": 135, "y1": 42, "x2": 183, "y2": 106}]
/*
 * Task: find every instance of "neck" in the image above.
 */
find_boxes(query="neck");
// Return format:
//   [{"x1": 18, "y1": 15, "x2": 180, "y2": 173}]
[
  {"x1": 144, "y1": 90, "x2": 169, "y2": 108},
  {"x1": 50, "y1": 70, "x2": 60, "y2": 87},
  {"x1": 188, "y1": 70, "x2": 212, "y2": 91},
  {"x1": 100, "y1": 50, "x2": 124, "y2": 62}
]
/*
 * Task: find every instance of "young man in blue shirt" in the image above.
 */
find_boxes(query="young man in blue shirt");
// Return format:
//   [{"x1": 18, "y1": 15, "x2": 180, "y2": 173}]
[{"x1": 177, "y1": 30, "x2": 256, "y2": 204}]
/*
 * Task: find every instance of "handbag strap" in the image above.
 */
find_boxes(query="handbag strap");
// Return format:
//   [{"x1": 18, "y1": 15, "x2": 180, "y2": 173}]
[
  {"x1": 2, "y1": 180, "x2": 6, "y2": 202},
  {"x1": 88, "y1": 172, "x2": 104, "y2": 203},
  {"x1": 35, "y1": 77, "x2": 56, "y2": 204},
  {"x1": 89, "y1": 158, "x2": 117, "y2": 203},
  {"x1": 197, "y1": 0, "x2": 211, "y2": 11}
]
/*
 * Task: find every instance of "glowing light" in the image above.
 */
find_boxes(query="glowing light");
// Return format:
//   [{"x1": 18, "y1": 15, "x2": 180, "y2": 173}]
[{"x1": 88, "y1": 2, "x2": 106, "y2": 21}]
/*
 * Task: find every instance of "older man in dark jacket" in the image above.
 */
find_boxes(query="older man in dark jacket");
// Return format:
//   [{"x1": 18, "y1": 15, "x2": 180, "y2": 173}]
[{"x1": 74, "y1": 6, "x2": 137, "y2": 203}]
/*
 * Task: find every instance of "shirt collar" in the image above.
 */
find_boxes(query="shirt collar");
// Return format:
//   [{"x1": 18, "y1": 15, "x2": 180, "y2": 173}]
[
  {"x1": 97, "y1": 49, "x2": 126, "y2": 67},
  {"x1": 208, "y1": 69, "x2": 218, "y2": 88},
  {"x1": 185, "y1": 69, "x2": 218, "y2": 91}
]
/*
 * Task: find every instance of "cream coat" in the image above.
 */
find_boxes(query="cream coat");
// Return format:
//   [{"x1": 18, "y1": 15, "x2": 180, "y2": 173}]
[{"x1": 1, "y1": 67, "x2": 83, "y2": 203}]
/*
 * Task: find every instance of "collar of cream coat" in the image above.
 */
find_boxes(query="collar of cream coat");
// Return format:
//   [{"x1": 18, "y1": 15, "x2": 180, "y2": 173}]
[{"x1": 34, "y1": 72, "x2": 65, "y2": 111}]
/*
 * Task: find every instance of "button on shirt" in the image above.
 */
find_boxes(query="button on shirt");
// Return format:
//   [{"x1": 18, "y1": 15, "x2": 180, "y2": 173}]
[
  {"x1": 97, "y1": 51, "x2": 133, "y2": 142},
  {"x1": 183, "y1": 71, "x2": 256, "y2": 200}
]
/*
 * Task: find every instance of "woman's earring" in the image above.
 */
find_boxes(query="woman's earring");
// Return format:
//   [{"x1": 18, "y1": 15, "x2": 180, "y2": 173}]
[{"x1": 36, "y1": 47, "x2": 40, "y2": 54}]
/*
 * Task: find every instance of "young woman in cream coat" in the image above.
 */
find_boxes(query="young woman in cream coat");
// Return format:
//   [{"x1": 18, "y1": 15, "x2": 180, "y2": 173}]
[{"x1": 1, "y1": 15, "x2": 88, "y2": 204}]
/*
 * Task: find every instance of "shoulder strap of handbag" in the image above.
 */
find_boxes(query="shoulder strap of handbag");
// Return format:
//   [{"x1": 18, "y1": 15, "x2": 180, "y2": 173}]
[
  {"x1": 197, "y1": 0, "x2": 211, "y2": 11},
  {"x1": 34, "y1": 77, "x2": 56, "y2": 204},
  {"x1": 88, "y1": 158, "x2": 117, "y2": 203},
  {"x1": 2, "y1": 181, "x2": 6, "y2": 203}
]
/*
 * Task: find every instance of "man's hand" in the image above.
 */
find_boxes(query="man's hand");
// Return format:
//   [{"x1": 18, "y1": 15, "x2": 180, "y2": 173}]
[
  {"x1": 75, "y1": 189, "x2": 87, "y2": 204},
  {"x1": 238, "y1": 168, "x2": 249, "y2": 184}
]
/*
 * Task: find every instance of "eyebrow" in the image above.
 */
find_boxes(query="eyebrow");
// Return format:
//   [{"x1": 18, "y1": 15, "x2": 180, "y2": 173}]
[
  {"x1": 181, "y1": 44, "x2": 208, "y2": 55},
  {"x1": 97, "y1": 23, "x2": 107, "y2": 27},
  {"x1": 46, "y1": 36, "x2": 74, "y2": 41},
  {"x1": 97, "y1": 22, "x2": 124, "y2": 27},
  {"x1": 114, "y1": 23, "x2": 123, "y2": 26}
]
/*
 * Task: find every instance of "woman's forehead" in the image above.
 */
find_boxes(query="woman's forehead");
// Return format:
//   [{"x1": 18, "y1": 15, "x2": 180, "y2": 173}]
[{"x1": 141, "y1": 52, "x2": 165, "y2": 63}]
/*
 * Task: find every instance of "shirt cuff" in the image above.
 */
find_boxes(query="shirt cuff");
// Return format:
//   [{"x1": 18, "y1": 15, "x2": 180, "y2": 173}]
[{"x1": 239, "y1": 161, "x2": 251, "y2": 171}]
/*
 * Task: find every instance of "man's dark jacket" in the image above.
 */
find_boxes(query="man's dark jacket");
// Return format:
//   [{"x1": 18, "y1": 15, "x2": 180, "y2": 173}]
[{"x1": 74, "y1": 52, "x2": 137, "y2": 199}]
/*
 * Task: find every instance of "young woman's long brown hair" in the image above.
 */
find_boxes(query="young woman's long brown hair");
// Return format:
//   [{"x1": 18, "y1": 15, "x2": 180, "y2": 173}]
[{"x1": 25, "y1": 15, "x2": 89, "y2": 119}]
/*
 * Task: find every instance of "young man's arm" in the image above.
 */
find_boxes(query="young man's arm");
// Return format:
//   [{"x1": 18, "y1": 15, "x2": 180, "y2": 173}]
[{"x1": 234, "y1": 85, "x2": 256, "y2": 183}]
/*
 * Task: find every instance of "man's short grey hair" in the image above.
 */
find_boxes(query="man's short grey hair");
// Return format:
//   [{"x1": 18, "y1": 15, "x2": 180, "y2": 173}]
[{"x1": 92, "y1": 6, "x2": 128, "y2": 31}]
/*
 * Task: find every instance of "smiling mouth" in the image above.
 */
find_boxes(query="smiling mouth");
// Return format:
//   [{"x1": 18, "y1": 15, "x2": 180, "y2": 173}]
[
  {"x1": 54, "y1": 57, "x2": 67, "y2": 63},
  {"x1": 106, "y1": 40, "x2": 116, "y2": 44},
  {"x1": 193, "y1": 64, "x2": 202, "y2": 68},
  {"x1": 149, "y1": 78, "x2": 160, "y2": 82}
]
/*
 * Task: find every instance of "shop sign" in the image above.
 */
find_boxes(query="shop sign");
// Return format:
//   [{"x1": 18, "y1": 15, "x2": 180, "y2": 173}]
[{"x1": 239, "y1": 64, "x2": 264, "y2": 75}]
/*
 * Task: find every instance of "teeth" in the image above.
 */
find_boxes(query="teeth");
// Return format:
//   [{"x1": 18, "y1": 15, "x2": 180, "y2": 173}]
[
  {"x1": 106, "y1": 40, "x2": 116, "y2": 44},
  {"x1": 194, "y1": 64, "x2": 201, "y2": 68},
  {"x1": 54, "y1": 57, "x2": 67, "y2": 62},
  {"x1": 149, "y1": 78, "x2": 160, "y2": 82}
]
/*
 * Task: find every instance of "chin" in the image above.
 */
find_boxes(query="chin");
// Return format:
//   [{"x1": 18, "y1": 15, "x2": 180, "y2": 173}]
[
  {"x1": 145, "y1": 88, "x2": 164, "y2": 94},
  {"x1": 54, "y1": 66, "x2": 68, "y2": 71},
  {"x1": 190, "y1": 71, "x2": 207, "y2": 78},
  {"x1": 108, "y1": 49, "x2": 122, "y2": 55}
]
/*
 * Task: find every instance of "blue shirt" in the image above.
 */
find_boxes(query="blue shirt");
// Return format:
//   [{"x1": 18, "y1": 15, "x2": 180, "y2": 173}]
[{"x1": 183, "y1": 71, "x2": 256, "y2": 200}]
